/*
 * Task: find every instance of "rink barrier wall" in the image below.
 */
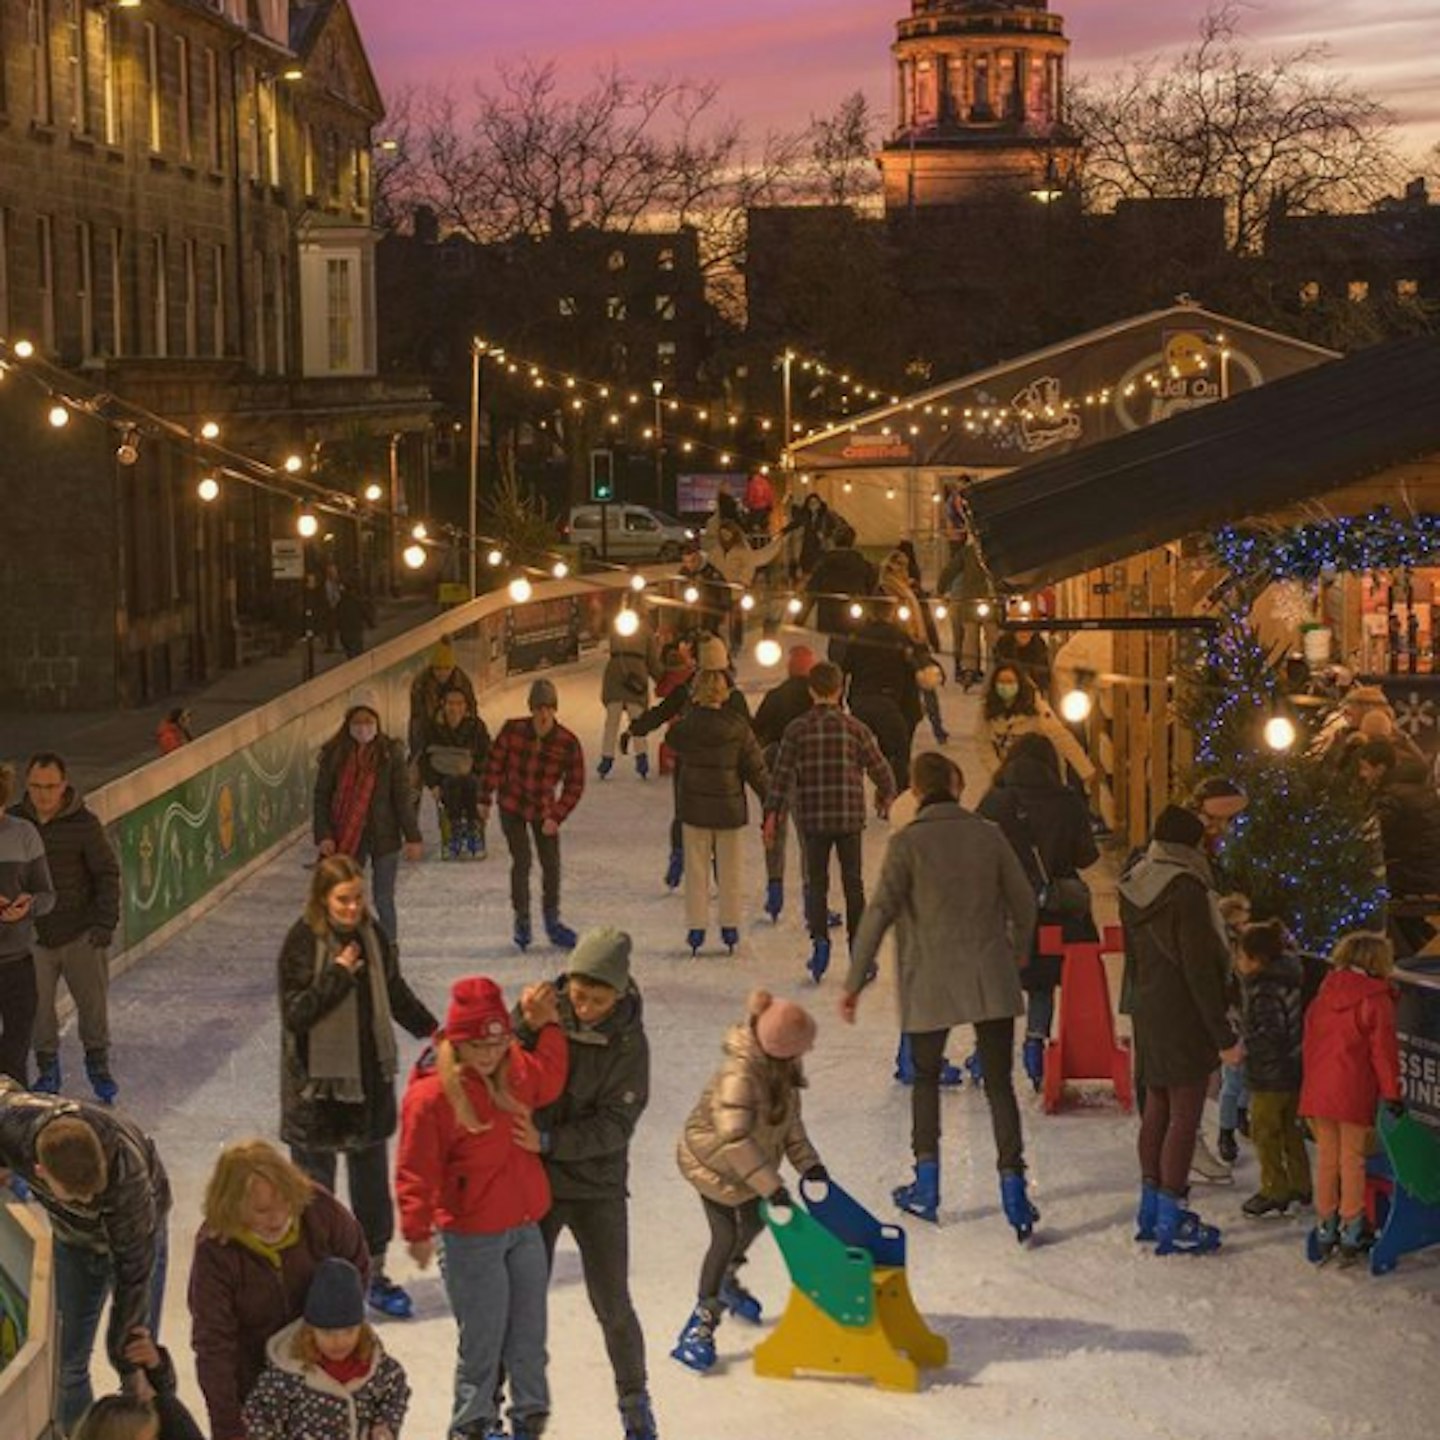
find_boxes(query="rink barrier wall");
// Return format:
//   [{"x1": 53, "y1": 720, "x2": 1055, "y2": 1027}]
[
  {"x1": 84, "y1": 571, "x2": 657, "y2": 981},
  {"x1": 0, "y1": 1200, "x2": 58, "y2": 1440}
]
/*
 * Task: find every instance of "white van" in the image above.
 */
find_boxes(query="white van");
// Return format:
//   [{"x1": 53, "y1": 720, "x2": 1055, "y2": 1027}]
[{"x1": 562, "y1": 504, "x2": 694, "y2": 561}]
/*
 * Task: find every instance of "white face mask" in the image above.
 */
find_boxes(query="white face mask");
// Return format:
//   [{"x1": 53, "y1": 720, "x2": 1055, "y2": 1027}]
[{"x1": 350, "y1": 720, "x2": 378, "y2": 745}]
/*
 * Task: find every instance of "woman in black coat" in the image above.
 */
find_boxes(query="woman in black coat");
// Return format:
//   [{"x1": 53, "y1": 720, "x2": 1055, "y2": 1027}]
[
  {"x1": 278, "y1": 854, "x2": 437, "y2": 1316},
  {"x1": 977, "y1": 732, "x2": 1099, "y2": 1089}
]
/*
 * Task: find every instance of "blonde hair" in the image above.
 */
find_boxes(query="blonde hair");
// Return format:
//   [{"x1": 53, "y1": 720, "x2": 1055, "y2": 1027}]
[
  {"x1": 437, "y1": 1036, "x2": 526, "y2": 1135},
  {"x1": 71, "y1": 1396, "x2": 157, "y2": 1440},
  {"x1": 203, "y1": 1139, "x2": 314, "y2": 1239},
  {"x1": 692, "y1": 669, "x2": 729, "y2": 707},
  {"x1": 1330, "y1": 931, "x2": 1395, "y2": 979},
  {"x1": 293, "y1": 1320, "x2": 377, "y2": 1367},
  {"x1": 304, "y1": 855, "x2": 369, "y2": 935}
]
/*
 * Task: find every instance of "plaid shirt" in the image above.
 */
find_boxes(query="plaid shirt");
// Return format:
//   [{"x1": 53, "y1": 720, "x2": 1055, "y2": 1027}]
[
  {"x1": 480, "y1": 717, "x2": 585, "y2": 824},
  {"x1": 764, "y1": 704, "x2": 896, "y2": 835}
]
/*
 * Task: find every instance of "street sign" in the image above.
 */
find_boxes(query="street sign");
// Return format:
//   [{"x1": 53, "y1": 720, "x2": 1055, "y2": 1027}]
[{"x1": 270, "y1": 539, "x2": 304, "y2": 580}]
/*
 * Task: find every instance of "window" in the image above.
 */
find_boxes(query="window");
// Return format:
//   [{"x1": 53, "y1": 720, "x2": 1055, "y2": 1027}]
[
  {"x1": 655, "y1": 294, "x2": 676, "y2": 321},
  {"x1": 1348, "y1": 279, "x2": 1370, "y2": 303},
  {"x1": 326, "y1": 257, "x2": 353, "y2": 370},
  {"x1": 244, "y1": 67, "x2": 259, "y2": 179},
  {"x1": 325, "y1": 130, "x2": 341, "y2": 203},
  {"x1": 176, "y1": 37, "x2": 192, "y2": 162},
  {"x1": 352, "y1": 148, "x2": 370, "y2": 211},
  {"x1": 303, "y1": 124, "x2": 316, "y2": 195},
  {"x1": 606, "y1": 295, "x2": 627, "y2": 321},
  {"x1": 144, "y1": 22, "x2": 161, "y2": 152},
  {"x1": 1398, "y1": 278, "x2": 1421, "y2": 300},
  {"x1": 558, "y1": 295, "x2": 578, "y2": 317},
  {"x1": 109, "y1": 227, "x2": 124, "y2": 356},
  {"x1": 252, "y1": 250, "x2": 266, "y2": 372},
  {"x1": 274, "y1": 254, "x2": 287, "y2": 373},
  {"x1": 657, "y1": 339, "x2": 677, "y2": 373},
  {"x1": 150, "y1": 234, "x2": 168, "y2": 355},
  {"x1": 37, "y1": 215, "x2": 56, "y2": 351},
  {"x1": 1299, "y1": 280, "x2": 1320, "y2": 305},
  {"x1": 0, "y1": 210, "x2": 10, "y2": 337},
  {"x1": 76, "y1": 221, "x2": 93, "y2": 358},
  {"x1": 204, "y1": 48, "x2": 221, "y2": 169},
  {"x1": 100, "y1": 9, "x2": 119, "y2": 145},
  {"x1": 657, "y1": 247, "x2": 676, "y2": 273},
  {"x1": 624, "y1": 512, "x2": 658, "y2": 533},
  {"x1": 65, "y1": 0, "x2": 88, "y2": 133},
  {"x1": 607, "y1": 249, "x2": 626, "y2": 272},
  {"x1": 257, "y1": 75, "x2": 278, "y2": 184},
  {"x1": 211, "y1": 243, "x2": 226, "y2": 357},
  {"x1": 29, "y1": 1, "x2": 53, "y2": 125},
  {"x1": 183, "y1": 239, "x2": 197, "y2": 356}
]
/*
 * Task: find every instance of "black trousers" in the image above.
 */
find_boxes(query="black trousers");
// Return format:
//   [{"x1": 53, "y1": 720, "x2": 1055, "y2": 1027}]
[
  {"x1": 542, "y1": 1198, "x2": 648, "y2": 1401},
  {"x1": 291, "y1": 1141, "x2": 394, "y2": 1269},
  {"x1": 697, "y1": 1196, "x2": 765, "y2": 1305},
  {"x1": 438, "y1": 775, "x2": 481, "y2": 826},
  {"x1": 0, "y1": 955, "x2": 37, "y2": 1085},
  {"x1": 801, "y1": 831, "x2": 864, "y2": 942},
  {"x1": 909, "y1": 1019, "x2": 1023, "y2": 1172},
  {"x1": 500, "y1": 810, "x2": 561, "y2": 920}
]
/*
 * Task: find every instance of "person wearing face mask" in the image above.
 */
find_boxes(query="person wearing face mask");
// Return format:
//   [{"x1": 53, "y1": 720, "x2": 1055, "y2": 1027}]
[
  {"x1": 313, "y1": 690, "x2": 423, "y2": 943},
  {"x1": 188, "y1": 1140, "x2": 371, "y2": 1440},
  {"x1": 277, "y1": 856, "x2": 438, "y2": 1322},
  {"x1": 982, "y1": 664, "x2": 1095, "y2": 791}
]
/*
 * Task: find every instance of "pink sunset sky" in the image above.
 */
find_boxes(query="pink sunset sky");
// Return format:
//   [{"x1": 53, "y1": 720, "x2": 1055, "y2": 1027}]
[{"x1": 350, "y1": 0, "x2": 1440, "y2": 159}]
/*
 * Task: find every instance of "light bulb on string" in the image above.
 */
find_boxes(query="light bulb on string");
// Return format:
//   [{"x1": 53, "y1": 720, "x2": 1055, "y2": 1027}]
[
  {"x1": 683, "y1": 585, "x2": 700, "y2": 605},
  {"x1": 200, "y1": 420, "x2": 221, "y2": 440},
  {"x1": 297, "y1": 511, "x2": 319, "y2": 539},
  {"x1": 487, "y1": 548, "x2": 504, "y2": 567},
  {"x1": 934, "y1": 604, "x2": 949, "y2": 622},
  {"x1": 197, "y1": 476, "x2": 221, "y2": 503},
  {"x1": 411, "y1": 522, "x2": 428, "y2": 541},
  {"x1": 13, "y1": 340, "x2": 35, "y2": 359},
  {"x1": 976, "y1": 601, "x2": 992, "y2": 619},
  {"x1": 402, "y1": 543, "x2": 428, "y2": 570},
  {"x1": 629, "y1": 574, "x2": 647, "y2": 593},
  {"x1": 786, "y1": 597, "x2": 804, "y2": 617},
  {"x1": 509, "y1": 576, "x2": 533, "y2": 604},
  {"x1": 755, "y1": 638, "x2": 783, "y2": 668},
  {"x1": 740, "y1": 593, "x2": 755, "y2": 613},
  {"x1": 551, "y1": 560, "x2": 569, "y2": 580},
  {"x1": 1060, "y1": 689, "x2": 1093, "y2": 724},
  {"x1": 849, "y1": 602, "x2": 864, "y2": 620},
  {"x1": 284, "y1": 454, "x2": 304, "y2": 474},
  {"x1": 48, "y1": 403, "x2": 70, "y2": 428},
  {"x1": 364, "y1": 482, "x2": 384, "y2": 503},
  {"x1": 898, "y1": 605, "x2": 911, "y2": 623},
  {"x1": 614, "y1": 607, "x2": 641, "y2": 638},
  {"x1": 1264, "y1": 715, "x2": 1297, "y2": 753}
]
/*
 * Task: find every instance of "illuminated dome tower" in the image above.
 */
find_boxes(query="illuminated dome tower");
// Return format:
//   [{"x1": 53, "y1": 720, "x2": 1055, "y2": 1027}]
[{"x1": 878, "y1": 1, "x2": 1081, "y2": 210}]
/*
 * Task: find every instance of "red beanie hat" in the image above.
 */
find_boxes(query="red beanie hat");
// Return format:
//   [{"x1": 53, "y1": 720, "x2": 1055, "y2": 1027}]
[
  {"x1": 750, "y1": 988, "x2": 817, "y2": 1060},
  {"x1": 446, "y1": 976, "x2": 511, "y2": 1043},
  {"x1": 787, "y1": 645, "x2": 816, "y2": 679}
]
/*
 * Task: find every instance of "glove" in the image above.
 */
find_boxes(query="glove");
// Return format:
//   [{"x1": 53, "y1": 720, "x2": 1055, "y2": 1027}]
[
  {"x1": 619, "y1": 730, "x2": 632, "y2": 755},
  {"x1": 88, "y1": 928, "x2": 113, "y2": 948},
  {"x1": 802, "y1": 1164, "x2": 829, "y2": 1185},
  {"x1": 768, "y1": 1186, "x2": 793, "y2": 1210},
  {"x1": 1384, "y1": 1099, "x2": 1407, "y2": 1120}
]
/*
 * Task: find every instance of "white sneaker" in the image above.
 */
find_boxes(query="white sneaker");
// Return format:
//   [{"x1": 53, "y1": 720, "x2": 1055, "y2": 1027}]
[{"x1": 1190, "y1": 1135, "x2": 1235, "y2": 1185}]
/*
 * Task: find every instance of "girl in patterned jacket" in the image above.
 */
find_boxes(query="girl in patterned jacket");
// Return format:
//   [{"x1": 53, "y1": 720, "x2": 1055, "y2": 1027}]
[{"x1": 241, "y1": 1258, "x2": 409, "y2": 1440}]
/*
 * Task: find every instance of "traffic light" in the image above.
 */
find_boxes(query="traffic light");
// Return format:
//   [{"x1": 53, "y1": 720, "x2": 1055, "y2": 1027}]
[{"x1": 590, "y1": 449, "x2": 615, "y2": 503}]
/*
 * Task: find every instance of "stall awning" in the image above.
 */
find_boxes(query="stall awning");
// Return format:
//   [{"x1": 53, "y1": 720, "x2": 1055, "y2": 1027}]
[{"x1": 965, "y1": 336, "x2": 1440, "y2": 590}]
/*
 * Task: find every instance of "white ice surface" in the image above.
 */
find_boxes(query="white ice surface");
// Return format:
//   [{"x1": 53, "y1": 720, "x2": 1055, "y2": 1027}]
[{"x1": 73, "y1": 644, "x2": 1440, "y2": 1439}]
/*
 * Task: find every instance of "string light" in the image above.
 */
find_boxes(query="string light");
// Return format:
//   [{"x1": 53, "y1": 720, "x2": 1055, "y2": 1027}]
[
  {"x1": 200, "y1": 420, "x2": 221, "y2": 440},
  {"x1": 508, "y1": 576, "x2": 533, "y2": 604},
  {"x1": 755, "y1": 638, "x2": 783, "y2": 668},
  {"x1": 1264, "y1": 716, "x2": 1297, "y2": 752},
  {"x1": 786, "y1": 597, "x2": 804, "y2": 617},
  {"x1": 683, "y1": 585, "x2": 700, "y2": 604},
  {"x1": 297, "y1": 511, "x2": 319, "y2": 539},
  {"x1": 402, "y1": 543, "x2": 428, "y2": 570},
  {"x1": 849, "y1": 602, "x2": 864, "y2": 620},
  {"x1": 487, "y1": 548, "x2": 505, "y2": 567},
  {"x1": 363, "y1": 482, "x2": 384, "y2": 502},
  {"x1": 740, "y1": 593, "x2": 756, "y2": 612},
  {"x1": 14, "y1": 340, "x2": 35, "y2": 359},
  {"x1": 411, "y1": 522, "x2": 428, "y2": 540},
  {"x1": 551, "y1": 560, "x2": 570, "y2": 580},
  {"x1": 48, "y1": 403, "x2": 70, "y2": 428},
  {"x1": 284, "y1": 454, "x2": 304, "y2": 474},
  {"x1": 629, "y1": 574, "x2": 647, "y2": 593},
  {"x1": 614, "y1": 607, "x2": 641, "y2": 638},
  {"x1": 197, "y1": 476, "x2": 220, "y2": 503},
  {"x1": 1060, "y1": 689, "x2": 1093, "y2": 724}
]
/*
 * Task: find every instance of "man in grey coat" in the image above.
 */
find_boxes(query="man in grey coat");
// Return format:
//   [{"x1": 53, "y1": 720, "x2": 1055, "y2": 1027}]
[{"x1": 842, "y1": 752, "x2": 1039, "y2": 1236}]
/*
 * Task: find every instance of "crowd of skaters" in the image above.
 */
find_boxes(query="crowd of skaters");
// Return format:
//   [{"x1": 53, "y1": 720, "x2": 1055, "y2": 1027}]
[{"x1": 0, "y1": 495, "x2": 1414, "y2": 1440}]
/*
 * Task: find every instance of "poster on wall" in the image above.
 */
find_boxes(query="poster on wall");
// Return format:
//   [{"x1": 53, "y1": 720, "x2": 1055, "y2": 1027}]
[{"x1": 506, "y1": 597, "x2": 581, "y2": 676}]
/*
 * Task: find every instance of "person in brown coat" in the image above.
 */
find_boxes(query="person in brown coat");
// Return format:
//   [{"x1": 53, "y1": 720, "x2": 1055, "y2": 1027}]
[{"x1": 187, "y1": 1140, "x2": 370, "y2": 1440}]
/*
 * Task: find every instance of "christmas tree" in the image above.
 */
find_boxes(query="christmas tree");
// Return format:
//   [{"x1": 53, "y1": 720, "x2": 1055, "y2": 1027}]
[{"x1": 1179, "y1": 614, "x2": 1383, "y2": 952}]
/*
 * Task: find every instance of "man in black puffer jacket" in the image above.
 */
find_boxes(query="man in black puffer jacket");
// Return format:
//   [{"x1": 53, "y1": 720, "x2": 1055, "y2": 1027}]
[
  {"x1": 11, "y1": 751, "x2": 122, "y2": 1101},
  {"x1": 0, "y1": 1079, "x2": 171, "y2": 1431},
  {"x1": 516, "y1": 927, "x2": 654, "y2": 1440}
]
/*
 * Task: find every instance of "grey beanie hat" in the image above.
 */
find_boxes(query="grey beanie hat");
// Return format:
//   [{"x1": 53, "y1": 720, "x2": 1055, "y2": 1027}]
[
  {"x1": 304, "y1": 1258, "x2": 366, "y2": 1330},
  {"x1": 528, "y1": 677, "x2": 559, "y2": 711},
  {"x1": 568, "y1": 927, "x2": 633, "y2": 992}
]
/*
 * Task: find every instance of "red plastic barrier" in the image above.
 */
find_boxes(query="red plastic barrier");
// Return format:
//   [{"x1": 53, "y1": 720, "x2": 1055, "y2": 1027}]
[{"x1": 1038, "y1": 923, "x2": 1133, "y2": 1114}]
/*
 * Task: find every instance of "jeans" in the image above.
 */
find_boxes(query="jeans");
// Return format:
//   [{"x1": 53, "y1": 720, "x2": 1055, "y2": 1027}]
[
  {"x1": 290, "y1": 1142, "x2": 395, "y2": 1270},
  {"x1": 1026, "y1": 987, "x2": 1056, "y2": 1041},
  {"x1": 365, "y1": 849, "x2": 401, "y2": 943},
  {"x1": 1250, "y1": 1090, "x2": 1312, "y2": 1203},
  {"x1": 438, "y1": 1225, "x2": 550, "y2": 1436},
  {"x1": 0, "y1": 954, "x2": 38, "y2": 1084},
  {"x1": 1137, "y1": 1080, "x2": 1209, "y2": 1194},
  {"x1": 697, "y1": 1196, "x2": 766, "y2": 1304},
  {"x1": 33, "y1": 937, "x2": 112, "y2": 1057},
  {"x1": 909, "y1": 1020, "x2": 1023, "y2": 1171},
  {"x1": 1218, "y1": 1062, "x2": 1249, "y2": 1131},
  {"x1": 500, "y1": 811, "x2": 562, "y2": 921},
  {"x1": 54, "y1": 1226, "x2": 169, "y2": 1431},
  {"x1": 542, "y1": 1198, "x2": 647, "y2": 1401},
  {"x1": 801, "y1": 832, "x2": 864, "y2": 943}
]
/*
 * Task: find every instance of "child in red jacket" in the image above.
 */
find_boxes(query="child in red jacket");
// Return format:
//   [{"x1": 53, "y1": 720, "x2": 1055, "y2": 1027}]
[
  {"x1": 1299, "y1": 932, "x2": 1401, "y2": 1265},
  {"x1": 397, "y1": 976, "x2": 567, "y2": 1440}
]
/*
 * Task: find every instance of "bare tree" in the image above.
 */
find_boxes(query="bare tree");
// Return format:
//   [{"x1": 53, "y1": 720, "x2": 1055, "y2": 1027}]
[
  {"x1": 806, "y1": 91, "x2": 883, "y2": 208},
  {"x1": 1071, "y1": 3, "x2": 1398, "y2": 254}
]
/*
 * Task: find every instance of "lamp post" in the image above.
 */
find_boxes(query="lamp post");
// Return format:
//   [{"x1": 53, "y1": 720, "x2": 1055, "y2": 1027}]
[
  {"x1": 652, "y1": 379, "x2": 664, "y2": 504},
  {"x1": 469, "y1": 339, "x2": 503, "y2": 597}
]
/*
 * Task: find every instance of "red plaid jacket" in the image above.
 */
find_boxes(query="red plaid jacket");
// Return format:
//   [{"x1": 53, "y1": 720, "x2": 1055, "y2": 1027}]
[
  {"x1": 480, "y1": 717, "x2": 585, "y2": 825},
  {"x1": 764, "y1": 704, "x2": 896, "y2": 835}
]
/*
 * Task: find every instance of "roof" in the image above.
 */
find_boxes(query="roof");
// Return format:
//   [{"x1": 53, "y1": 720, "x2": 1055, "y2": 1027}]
[
  {"x1": 965, "y1": 335, "x2": 1440, "y2": 590},
  {"x1": 788, "y1": 303, "x2": 1337, "y2": 471}
]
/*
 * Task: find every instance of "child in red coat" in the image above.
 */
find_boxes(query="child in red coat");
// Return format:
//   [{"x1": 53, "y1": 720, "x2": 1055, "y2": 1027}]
[
  {"x1": 397, "y1": 976, "x2": 567, "y2": 1440},
  {"x1": 1298, "y1": 932, "x2": 1401, "y2": 1264}
]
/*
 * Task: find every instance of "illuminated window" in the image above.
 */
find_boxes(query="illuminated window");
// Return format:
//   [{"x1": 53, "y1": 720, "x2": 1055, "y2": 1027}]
[
  {"x1": 606, "y1": 295, "x2": 627, "y2": 321},
  {"x1": 1348, "y1": 280, "x2": 1370, "y2": 303},
  {"x1": 1299, "y1": 280, "x2": 1320, "y2": 305},
  {"x1": 1397, "y1": 278, "x2": 1420, "y2": 300},
  {"x1": 655, "y1": 294, "x2": 676, "y2": 321}
]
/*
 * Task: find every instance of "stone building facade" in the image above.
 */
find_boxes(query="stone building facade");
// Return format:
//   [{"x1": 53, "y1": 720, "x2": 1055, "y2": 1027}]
[{"x1": 0, "y1": 0, "x2": 432, "y2": 710}]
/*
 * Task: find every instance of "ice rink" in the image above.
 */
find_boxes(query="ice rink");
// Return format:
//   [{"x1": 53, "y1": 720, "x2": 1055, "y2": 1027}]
[{"x1": 80, "y1": 646, "x2": 1440, "y2": 1440}]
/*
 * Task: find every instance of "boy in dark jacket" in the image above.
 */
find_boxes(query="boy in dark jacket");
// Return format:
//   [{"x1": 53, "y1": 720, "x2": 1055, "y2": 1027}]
[
  {"x1": 1235, "y1": 920, "x2": 1312, "y2": 1217},
  {"x1": 0, "y1": 1079, "x2": 171, "y2": 1431},
  {"x1": 419, "y1": 687, "x2": 492, "y2": 860},
  {"x1": 517, "y1": 928, "x2": 655, "y2": 1440}
]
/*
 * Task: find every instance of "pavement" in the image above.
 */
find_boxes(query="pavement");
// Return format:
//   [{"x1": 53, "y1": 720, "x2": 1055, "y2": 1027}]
[{"x1": 0, "y1": 596, "x2": 441, "y2": 794}]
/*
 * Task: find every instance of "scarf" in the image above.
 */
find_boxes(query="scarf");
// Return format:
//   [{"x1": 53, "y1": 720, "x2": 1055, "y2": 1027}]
[
  {"x1": 330, "y1": 741, "x2": 380, "y2": 858},
  {"x1": 1118, "y1": 840, "x2": 1232, "y2": 956},
  {"x1": 233, "y1": 1216, "x2": 301, "y2": 1269},
  {"x1": 303, "y1": 921, "x2": 399, "y2": 1106}
]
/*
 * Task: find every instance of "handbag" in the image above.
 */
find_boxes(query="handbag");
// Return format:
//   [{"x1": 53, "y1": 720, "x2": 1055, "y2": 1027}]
[{"x1": 1013, "y1": 796, "x2": 1092, "y2": 918}]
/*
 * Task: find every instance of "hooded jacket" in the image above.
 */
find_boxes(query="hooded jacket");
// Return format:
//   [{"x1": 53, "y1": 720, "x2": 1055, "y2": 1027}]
[
  {"x1": 11, "y1": 786, "x2": 120, "y2": 948},
  {"x1": 312, "y1": 733, "x2": 420, "y2": 860},
  {"x1": 239, "y1": 1317, "x2": 409, "y2": 1440},
  {"x1": 711, "y1": 521, "x2": 786, "y2": 589},
  {"x1": 518, "y1": 980, "x2": 650, "y2": 1203},
  {"x1": 1299, "y1": 968, "x2": 1401, "y2": 1125},
  {"x1": 188, "y1": 1185, "x2": 370, "y2": 1440},
  {"x1": 0, "y1": 1080, "x2": 170, "y2": 1380},
  {"x1": 1118, "y1": 841, "x2": 1236, "y2": 1088},
  {"x1": 1238, "y1": 953, "x2": 1307, "y2": 1093},
  {"x1": 666, "y1": 703, "x2": 769, "y2": 830},
  {"x1": 677, "y1": 1022, "x2": 820, "y2": 1206},
  {"x1": 395, "y1": 1026, "x2": 568, "y2": 1240}
]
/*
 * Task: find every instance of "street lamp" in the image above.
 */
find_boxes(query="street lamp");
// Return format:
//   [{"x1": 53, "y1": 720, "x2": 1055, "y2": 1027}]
[
  {"x1": 652, "y1": 379, "x2": 664, "y2": 501},
  {"x1": 469, "y1": 339, "x2": 504, "y2": 597}
]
